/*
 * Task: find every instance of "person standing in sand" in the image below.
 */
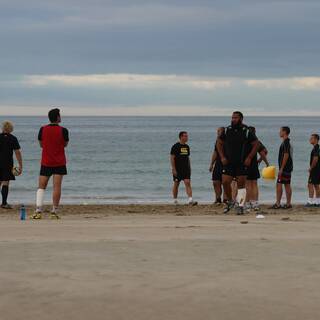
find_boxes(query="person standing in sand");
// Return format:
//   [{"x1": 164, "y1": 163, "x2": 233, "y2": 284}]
[
  {"x1": 0, "y1": 121, "x2": 23, "y2": 209},
  {"x1": 216, "y1": 111, "x2": 259, "y2": 215},
  {"x1": 245, "y1": 126, "x2": 269, "y2": 212},
  {"x1": 170, "y1": 131, "x2": 197, "y2": 205},
  {"x1": 306, "y1": 133, "x2": 320, "y2": 207},
  {"x1": 32, "y1": 108, "x2": 69, "y2": 219},
  {"x1": 209, "y1": 127, "x2": 225, "y2": 204},
  {"x1": 271, "y1": 126, "x2": 293, "y2": 209}
]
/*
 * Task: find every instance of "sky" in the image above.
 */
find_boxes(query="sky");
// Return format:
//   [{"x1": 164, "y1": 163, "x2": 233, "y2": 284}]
[{"x1": 0, "y1": 0, "x2": 320, "y2": 116}]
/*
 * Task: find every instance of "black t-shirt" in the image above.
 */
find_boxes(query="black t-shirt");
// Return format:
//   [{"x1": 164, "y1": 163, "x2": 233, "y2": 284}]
[
  {"x1": 170, "y1": 143, "x2": 190, "y2": 171},
  {"x1": 310, "y1": 144, "x2": 320, "y2": 171},
  {"x1": 278, "y1": 138, "x2": 293, "y2": 173},
  {"x1": 0, "y1": 133, "x2": 21, "y2": 168},
  {"x1": 222, "y1": 125, "x2": 257, "y2": 164}
]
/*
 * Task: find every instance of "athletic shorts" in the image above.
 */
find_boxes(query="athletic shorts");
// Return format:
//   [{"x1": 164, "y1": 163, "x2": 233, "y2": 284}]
[
  {"x1": 40, "y1": 165, "x2": 67, "y2": 177},
  {"x1": 173, "y1": 169, "x2": 191, "y2": 182},
  {"x1": 277, "y1": 172, "x2": 291, "y2": 185},
  {"x1": 247, "y1": 162, "x2": 260, "y2": 181},
  {"x1": 212, "y1": 162, "x2": 223, "y2": 181},
  {"x1": 222, "y1": 163, "x2": 248, "y2": 178},
  {"x1": 308, "y1": 170, "x2": 320, "y2": 185},
  {"x1": 0, "y1": 166, "x2": 15, "y2": 181}
]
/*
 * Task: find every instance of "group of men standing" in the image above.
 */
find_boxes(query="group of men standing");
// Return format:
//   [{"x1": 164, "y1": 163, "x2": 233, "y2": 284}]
[{"x1": 170, "y1": 111, "x2": 320, "y2": 214}]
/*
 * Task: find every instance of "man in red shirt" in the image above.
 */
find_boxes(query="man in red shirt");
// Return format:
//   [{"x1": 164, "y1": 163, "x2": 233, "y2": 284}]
[{"x1": 33, "y1": 108, "x2": 69, "y2": 219}]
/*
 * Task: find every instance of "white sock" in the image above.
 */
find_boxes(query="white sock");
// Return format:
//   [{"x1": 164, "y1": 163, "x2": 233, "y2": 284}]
[
  {"x1": 237, "y1": 188, "x2": 246, "y2": 208},
  {"x1": 52, "y1": 206, "x2": 58, "y2": 213},
  {"x1": 173, "y1": 198, "x2": 178, "y2": 204},
  {"x1": 316, "y1": 198, "x2": 320, "y2": 205},
  {"x1": 188, "y1": 197, "x2": 193, "y2": 203},
  {"x1": 36, "y1": 189, "x2": 45, "y2": 210}
]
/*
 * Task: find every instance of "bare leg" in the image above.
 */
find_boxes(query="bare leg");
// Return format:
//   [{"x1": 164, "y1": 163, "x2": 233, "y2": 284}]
[
  {"x1": 308, "y1": 183, "x2": 314, "y2": 198},
  {"x1": 284, "y1": 184, "x2": 292, "y2": 206},
  {"x1": 222, "y1": 175, "x2": 233, "y2": 201},
  {"x1": 276, "y1": 183, "x2": 283, "y2": 206},
  {"x1": 52, "y1": 175, "x2": 63, "y2": 208},
  {"x1": 213, "y1": 180, "x2": 222, "y2": 202},
  {"x1": 184, "y1": 179, "x2": 192, "y2": 198},
  {"x1": 245, "y1": 180, "x2": 253, "y2": 203},
  {"x1": 172, "y1": 181, "x2": 180, "y2": 199},
  {"x1": 38, "y1": 175, "x2": 50, "y2": 190},
  {"x1": 315, "y1": 184, "x2": 320, "y2": 198},
  {"x1": 252, "y1": 180, "x2": 259, "y2": 201},
  {"x1": 231, "y1": 180, "x2": 238, "y2": 202}
]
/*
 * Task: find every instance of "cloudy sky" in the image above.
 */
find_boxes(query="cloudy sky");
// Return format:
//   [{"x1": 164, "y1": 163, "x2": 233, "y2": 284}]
[{"x1": 1, "y1": 0, "x2": 320, "y2": 116}]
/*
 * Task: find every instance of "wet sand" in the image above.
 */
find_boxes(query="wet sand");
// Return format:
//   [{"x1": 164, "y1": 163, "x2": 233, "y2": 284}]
[{"x1": 1, "y1": 205, "x2": 320, "y2": 320}]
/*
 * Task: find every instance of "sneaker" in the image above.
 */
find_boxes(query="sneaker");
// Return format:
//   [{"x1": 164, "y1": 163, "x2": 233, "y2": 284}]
[
  {"x1": 188, "y1": 200, "x2": 198, "y2": 206},
  {"x1": 305, "y1": 202, "x2": 314, "y2": 207},
  {"x1": 236, "y1": 206, "x2": 244, "y2": 215},
  {"x1": 256, "y1": 214, "x2": 265, "y2": 219},
  {"x1": 223, "y1": 201, "x2": 234, "y2": 214},
  {"x1": 31, "y1": 213, "x2": 42, "y2": 220},
  {"x1": 1, "y1": 204, "x2": 13, "y2": 209},
  {"x1": 50, "y1": 212, "x2": 61, "y2": 220},
  {"x1": 173, "y1": 199, "x2": 179, "y2": 205}
]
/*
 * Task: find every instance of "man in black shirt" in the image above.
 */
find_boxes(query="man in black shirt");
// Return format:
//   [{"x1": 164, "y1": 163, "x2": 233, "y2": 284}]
[
  {"x1": 306, "y1": 133, "x2": 320, "y2": 207},
  {"x1": 0, "y1": 121, "x2": 23, "y2": 209},
  {"x1": 170, "y1": 131, "x2": 197, "y2": 205},
  {"x1": 217, "y1": 111, "x2": 258, "y2": 214},
  {"x1": 272, "y1": 126, "x2": 293, "y2": 209},
  {"x1": 209, "y1": 127, "x2": 225, "y2": 204}
]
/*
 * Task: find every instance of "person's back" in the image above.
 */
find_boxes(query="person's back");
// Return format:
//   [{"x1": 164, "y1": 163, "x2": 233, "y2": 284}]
[{"x1": 39, "y1": 124, "x2": 68, "y2": 167}]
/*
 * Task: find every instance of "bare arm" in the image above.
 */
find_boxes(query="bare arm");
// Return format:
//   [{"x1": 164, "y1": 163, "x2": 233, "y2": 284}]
[
  {"x1": 216, "y1": 138, "x2": 227, "y2": 165},
  {"x1": 14, "y1": 149, "x2": 23, "y2": 174},
  {"x1": 244, "y1": 140, "x2": 259, "y2": 166},
  {"x1": 209, "y1": 150, "x2": 217, "y2": 172},
  {"x1": 170, "y1": 155, "x2": 177, "y2": 176},
  {"x1": 258, "y1": 149, "x2": 269, "y2": 167},
  {"x1": 310, "y1": 155, "x2": 319, "y2": 171},
  {"x1": 279, "y1": 153, "x2": 289, "y2": 173}
]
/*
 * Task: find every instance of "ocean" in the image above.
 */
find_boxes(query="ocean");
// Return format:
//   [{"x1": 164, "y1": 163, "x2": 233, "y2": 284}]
[{"x1": 3, "y1": 116, "x2": 320, "y2": 205}]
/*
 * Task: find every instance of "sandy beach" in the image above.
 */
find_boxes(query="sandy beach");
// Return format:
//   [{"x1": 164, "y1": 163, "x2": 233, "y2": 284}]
[{"x1": 1, "y1": 204, "x2": 320, "y2": 320}]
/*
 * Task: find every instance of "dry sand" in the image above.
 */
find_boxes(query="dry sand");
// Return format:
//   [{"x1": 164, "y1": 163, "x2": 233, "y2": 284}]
[{"x1": 1, "y1": 204, "x2": 320, "y2": 320}]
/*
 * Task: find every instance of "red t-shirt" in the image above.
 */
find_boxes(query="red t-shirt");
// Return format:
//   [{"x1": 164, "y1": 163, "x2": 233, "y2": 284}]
[{"x1": 38, "y1": 124, "x2": 69, "y2": 167}]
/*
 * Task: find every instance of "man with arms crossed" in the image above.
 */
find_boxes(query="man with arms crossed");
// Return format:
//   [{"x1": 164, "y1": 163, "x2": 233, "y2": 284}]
[
  {"x1": 306, "y1": 133, "x2": 320, "y2": 207},
  {"x1": 33, "y1": 108, "x2": 69, "y2": 219},
  {"x1": 0, "y1": 121, "x2": 23, "y2": 208},
  {"x1": 217, "y1": 111, "x2": 259, "y2": 215},
  {"x1": 170, "y1": 131, "x2": 197, "y2": 205},
  {"x1": 271, "y1": 126, "x2": 293, "y2": 209}
]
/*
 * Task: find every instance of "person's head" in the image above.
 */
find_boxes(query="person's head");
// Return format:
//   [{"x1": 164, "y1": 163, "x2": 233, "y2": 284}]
[
  {"x1": 2, "y1": 121, "x2": 14, "y2": 134},
  {"x1": 48, "y1": 108, "x2": 61, "y2": 123},
  {"x1": 179, "y1": 131, "x2": 188, "y2": 143},
  {"x1": 231, "y1": 111, "x2": 244, "y2": 127},
  {"x1": 216, "y1": 127, "x2": 225, "y2": 138},
  {"x1": 280, "y1": 126, "x2": 290, "y2": 138},
  {"x1": 248, "y1": 126, "x2": 256, "y2": 134},
  {"x1": 310, "y1": 133, "x2": 319, "y2": 145}
]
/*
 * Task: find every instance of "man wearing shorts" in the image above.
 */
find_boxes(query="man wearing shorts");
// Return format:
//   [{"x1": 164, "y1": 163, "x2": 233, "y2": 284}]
[
  {"x1": 272, "y1": 126, "x2": 293, "y2": 209},
  {"x1": 245, "y1": 126, "x2": 269, "y2": 212},
  {"x1": 0, "y1": 121, "x2": 23, "y2": 209},
  {"x1": 33, "y1": 108, "x2": 69, "y2": 219},
  {"x1": 216, "y1": 111, "x2": 258, "y2": 214},
  {"x1": 306, "y1": 134, "x2": 320, "y2": 207},
  {"x1": 209, "y1": 127, "x2": 225, "y2": 204},
  {"x1": 170, "y1": 131, "x2": 197, "y2": 205}
]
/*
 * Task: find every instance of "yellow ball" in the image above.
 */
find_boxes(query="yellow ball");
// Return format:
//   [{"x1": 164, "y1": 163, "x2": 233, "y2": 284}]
[{"x1": 262, "y1": 166, "x2": 276, "y2": 179}]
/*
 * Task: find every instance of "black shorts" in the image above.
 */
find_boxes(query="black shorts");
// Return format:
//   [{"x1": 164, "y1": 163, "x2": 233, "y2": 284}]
[
  {"x1": 40, "y1": 165, "x2": 67, "y2": 177},
  {"x1": 212, "y1": 162, "x2": 223, "y2": 182},
  {"x1": 173, "y1": 169, "x2": 191, "y2": 182},
  {"x1": 309, "y1": 170, "x2": 320, "y2": 185},
  {"x1": 0, "y1": 166, "x2": 15, "y2": 181},
  {"x1": 222, "y1": 163, "x2": 248, "y2": 178},
  {"x1": 247, "y1": 162, "x2": 260, "y2": 181},
  {"x1": 277, "y1": 172, "x2": 291, "y2": 185}
]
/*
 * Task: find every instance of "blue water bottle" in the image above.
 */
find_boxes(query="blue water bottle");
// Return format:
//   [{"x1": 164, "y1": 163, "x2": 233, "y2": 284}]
[{"x1": 20, "y1": 204, "x2": 26, "y2": 221}]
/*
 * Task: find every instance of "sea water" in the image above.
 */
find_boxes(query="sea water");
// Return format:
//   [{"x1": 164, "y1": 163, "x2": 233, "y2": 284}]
[{"x1": 5, "y1": 116, "x2": 320, "y2": 204}]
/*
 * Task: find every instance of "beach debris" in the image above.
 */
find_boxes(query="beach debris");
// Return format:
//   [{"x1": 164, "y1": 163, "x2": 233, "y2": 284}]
[
  {"x1": 281, "y1": 217, "x2": 290, "y2": 221},
  {"x1": 240, "y1": 221, "x2": 248, "y2": 224},
  {"x1": 256, "y1": 214, "x2": 265, "y2": 219}
]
